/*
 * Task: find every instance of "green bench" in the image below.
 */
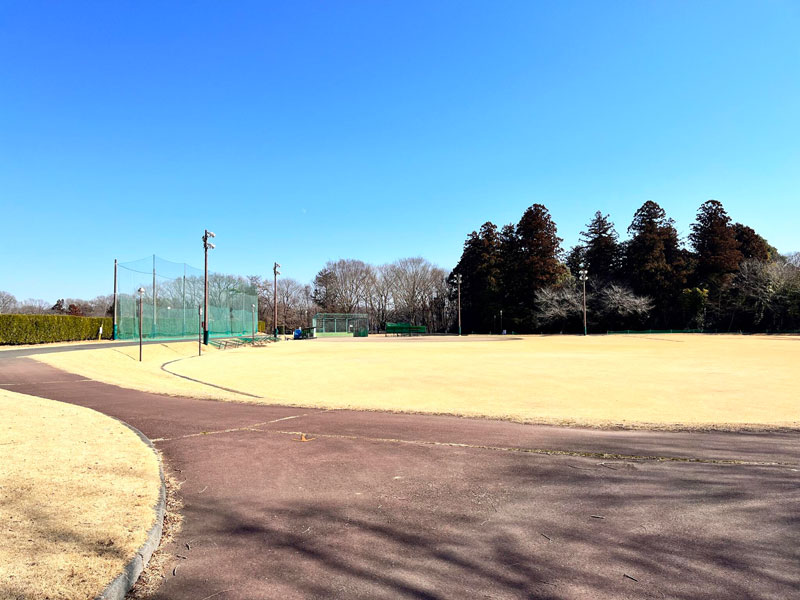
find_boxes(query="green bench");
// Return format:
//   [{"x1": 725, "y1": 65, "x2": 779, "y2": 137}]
[{"x1": 385, "y1": 322, "x2": 427, "y2": 336}]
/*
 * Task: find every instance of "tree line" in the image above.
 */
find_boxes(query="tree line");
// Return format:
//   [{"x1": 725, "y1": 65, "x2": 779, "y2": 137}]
[
  {"x1": 3, "y1": 199, "x2": 796, "y2": 335},
  {"x1": 451, "y1": 200, "x2": 800, "y2": 333},
  {"x1": 247, "y1": 258, "x2": 451, "y2": 333},
  {"x1": 0, "y1": 293, "x2": 113, "y2": 317}
]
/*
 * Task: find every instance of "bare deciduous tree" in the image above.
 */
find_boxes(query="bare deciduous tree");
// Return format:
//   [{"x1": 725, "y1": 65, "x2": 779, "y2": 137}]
[
  {"x1": 0, "y1": 291, "x2": 17, "y2": 314},
  {"x1": 16, "y1": 299, "x2": 50, "y2": 314},
  {"x1": 313, "y1": 259, "x2": 373, "y2": 313},
  {"x1": 599, "y1": 284, "x2": 653, "y2": 318},
  {"x1": 534, "y1": 286, "x2": 582, "y2": 327}
]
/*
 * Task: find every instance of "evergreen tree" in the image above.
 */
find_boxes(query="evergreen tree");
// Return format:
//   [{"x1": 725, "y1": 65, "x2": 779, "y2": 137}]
[
  {"x1": 450, "y1": 222, "x2": 502, "y2": 332},
  {"x1": 624, "y1": 201, "x2": 687, "y2": 325},
  {"x1": 564, "y1": 245, "x2": 586, "y2": 277},
  {"x1": 689, "y1": 200, "x2": 743, "y2": 285},
  {"x1": 508, "y1": 204, "x2": 566, "y2": 326},
  {"x1": 733, "y1": 223, "x2": 773, "y2": 262},
  {"x1": 579, "y1": 211, "x2": 621, "y2": 282}
]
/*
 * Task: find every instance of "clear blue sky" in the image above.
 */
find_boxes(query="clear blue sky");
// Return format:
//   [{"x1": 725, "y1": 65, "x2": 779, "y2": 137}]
[{"x1": 2, "y1": 1, "x2": 798, "y2": 301}]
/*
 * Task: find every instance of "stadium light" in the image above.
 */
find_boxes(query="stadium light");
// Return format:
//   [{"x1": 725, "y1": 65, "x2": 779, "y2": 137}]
[
  {"x1": 456, "y1": 273, "x2": 463, "y2": 336},
  {"x1": 273, "y1": 262, "x2": 281, "y2": 338},
  {"x1": 202, "y1": 229, "x2": 216, "y2": 345},
  {"x1": 578, "y1": 264, "x2": 589, "y2": 336},
  {"x1": 137, "y1": 287, "x2": 145, "y2": 361}
]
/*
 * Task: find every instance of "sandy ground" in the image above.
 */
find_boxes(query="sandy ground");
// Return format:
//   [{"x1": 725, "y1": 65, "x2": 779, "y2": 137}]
[
  {"x1": 34, "y1": 334, "x2": 800, "y2": 429},
  {"x1": 0, "y1": 339, "x2": 112, "y2": 352},
  {"x1": 0, "y1": 389, "x2": 162, "y2": 600}
]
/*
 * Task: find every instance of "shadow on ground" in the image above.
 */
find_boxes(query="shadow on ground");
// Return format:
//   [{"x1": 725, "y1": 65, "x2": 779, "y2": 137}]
[{"x1": 153, "y1": 449, "x2": 800, "y2": 600}]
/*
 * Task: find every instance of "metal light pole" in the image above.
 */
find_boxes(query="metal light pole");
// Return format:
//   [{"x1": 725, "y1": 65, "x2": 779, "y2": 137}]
[
  {"x1": 112, "y1": 259, "x2": 118, "y2": 340},
  {"x1": 251, "y1": 303, "x2": 256, "y2": 340},
  {"x1": 152, "y1": 254, "x2": 157, "y2": 336},
  {"x1": 500, "y1": 309, "x2": 503, "y2": 334},
  {"x1": 273, "y1": 262, "x2": 281, "y2": 338},
  {"x1": 578, "y1": 264, "x2": 589, "y2": 336},
  {"x1": 202, "y1": 230, "x2": 216, "y2": 345},
  {"x1": 198, "y1": 305, "x2": 202, "y2": 356},
  {"x1": 137, "y1": 287, "x2": 145, "y2": 361},
  {"x1": 456, "y1": 273, "x2": 462, "y2": 336}
]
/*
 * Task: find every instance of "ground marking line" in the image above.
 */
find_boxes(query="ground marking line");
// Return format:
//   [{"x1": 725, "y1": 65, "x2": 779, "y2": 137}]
[
  {"x1": 160, "y1": 357, "x2": 263, "y2": 398},
  {"x1": 150, "y1": 414, "x2": 308, "y2": 443},
  {"x1": 271, "y1": 430, "x2": 797, "y2": 467}
]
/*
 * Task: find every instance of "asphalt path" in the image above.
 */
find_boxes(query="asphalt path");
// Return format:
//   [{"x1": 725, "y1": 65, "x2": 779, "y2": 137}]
[{"x1": 1, "y1": 355, "x2": 798, "y2": 599}]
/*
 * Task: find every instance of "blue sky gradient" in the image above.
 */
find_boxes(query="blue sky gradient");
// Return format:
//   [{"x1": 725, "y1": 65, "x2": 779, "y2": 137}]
[{"x1": 1, "y1": 1, "x2": 798, "y2": 300}]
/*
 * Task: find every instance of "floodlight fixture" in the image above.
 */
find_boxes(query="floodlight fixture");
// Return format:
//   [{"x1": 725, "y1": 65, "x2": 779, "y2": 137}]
[{"x1": 202, "y1": 229, "x2": 216, "y2": 345}]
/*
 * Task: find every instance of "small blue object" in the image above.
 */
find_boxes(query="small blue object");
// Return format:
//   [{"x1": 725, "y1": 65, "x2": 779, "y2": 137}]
[{"x1": 293, "y1": 328, "x2": 302, "y2": 340}]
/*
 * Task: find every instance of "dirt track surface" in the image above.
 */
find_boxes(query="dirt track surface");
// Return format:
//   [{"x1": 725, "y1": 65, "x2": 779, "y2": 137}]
[{"x1": 1, "y1": 357, "x2": 798, "y2": 600}]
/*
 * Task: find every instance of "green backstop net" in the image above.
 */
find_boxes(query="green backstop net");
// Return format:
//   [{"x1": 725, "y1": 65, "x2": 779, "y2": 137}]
[
  {"x1": 116, "y1": 255, "x2": 258, "y2": 340},
  {"x1": 312, "y1": 313, "x2": 369, "y2": 337}
]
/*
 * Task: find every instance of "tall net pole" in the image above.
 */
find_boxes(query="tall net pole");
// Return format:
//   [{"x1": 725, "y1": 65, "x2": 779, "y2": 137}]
[
  {"x1": 112, "y1": 259, "x2": 118, "y2": 340},
  {"x1": 273, "y1": 262, "x2": 281, "y2": 337},
  {"x1": 152, "y1": 254, "x2": 157, "y2": 336}
]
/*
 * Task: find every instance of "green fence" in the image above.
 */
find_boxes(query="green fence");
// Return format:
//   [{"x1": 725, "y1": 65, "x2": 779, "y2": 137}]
[
  {"x1": 312, "y1": 313, "x2": 369, "y2": 337},
  {"x1": 116, "y1": 255, "x2": 258, "y2": 340},
  {"x1": 606, "y1": 329, "x2": 704, "y2": 335}
]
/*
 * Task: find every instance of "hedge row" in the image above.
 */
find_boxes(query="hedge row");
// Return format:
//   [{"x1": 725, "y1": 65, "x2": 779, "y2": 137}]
[{"x1": 0, "y1": 314, "x2": 113, "y2": 345}]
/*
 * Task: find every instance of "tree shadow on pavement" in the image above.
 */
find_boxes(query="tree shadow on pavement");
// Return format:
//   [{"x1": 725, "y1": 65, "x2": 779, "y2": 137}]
[{"x1": 154, "y1": 456, "x2": 799, "y2": 600}]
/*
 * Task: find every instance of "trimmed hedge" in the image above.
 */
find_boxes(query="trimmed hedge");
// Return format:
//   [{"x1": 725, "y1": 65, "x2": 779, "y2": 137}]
[{"x1": 0, "y1": 314, "x2": 113, "y2": 345}]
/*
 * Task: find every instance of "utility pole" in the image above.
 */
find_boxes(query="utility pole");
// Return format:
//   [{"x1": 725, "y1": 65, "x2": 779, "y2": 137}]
[
  {"x1": 273, "y1": 262, "x2": 281, "y2": 338},
  {"x1": 456, "y1": 273, "x2": 462, "y2": 336},
  {"x1": 578, "y1": 264, "x2": 589, "y2": 336},
  {"x1": 202, "y1": 230, "x2": 216, "y2": 344}
]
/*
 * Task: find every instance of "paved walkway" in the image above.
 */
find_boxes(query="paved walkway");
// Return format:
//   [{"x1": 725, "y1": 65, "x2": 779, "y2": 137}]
[{"x1": 1, "y1": 356, "x2": 798, "y2": 599}]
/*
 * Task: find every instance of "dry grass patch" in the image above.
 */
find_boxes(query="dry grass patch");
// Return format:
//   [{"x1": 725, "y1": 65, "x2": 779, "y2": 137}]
[
  {"x1": 0, "y1": 390, "x2": 161, "y2": 600},
  {"x1": 35, "y1": 334, "x2": 800, "y2": 429}
]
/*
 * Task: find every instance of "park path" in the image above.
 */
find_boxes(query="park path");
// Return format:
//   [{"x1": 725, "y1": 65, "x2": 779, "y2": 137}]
[{"x1": 1, "y1": 355, "x2": 798, "y2": 599}]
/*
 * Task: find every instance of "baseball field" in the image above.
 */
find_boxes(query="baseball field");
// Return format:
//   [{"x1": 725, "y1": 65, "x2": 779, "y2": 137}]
[{"x1": 34, "y1": 333, "x2": 800, "y2": 430}]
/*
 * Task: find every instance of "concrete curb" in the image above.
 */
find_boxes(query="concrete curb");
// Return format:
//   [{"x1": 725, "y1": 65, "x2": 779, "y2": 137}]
[{"x1": 95, "y1": 421, "x2": 166, "y2": 600}]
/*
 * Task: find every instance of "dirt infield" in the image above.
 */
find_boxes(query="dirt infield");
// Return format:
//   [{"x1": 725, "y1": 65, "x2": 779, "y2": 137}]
[
  {"x1": 32, "y1": 334, "x2": 800, "y2": 429},
  {"x1": 0, "y1": 388, "x2": 161, "y2": 600},
  {"x1": 1, "y1": 356, "x2": 798, "y2": 599}
]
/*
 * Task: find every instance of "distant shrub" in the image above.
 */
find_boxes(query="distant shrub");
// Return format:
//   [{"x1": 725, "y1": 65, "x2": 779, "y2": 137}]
[{"x1": 0, "y1": 314, "x2": 112, "y2": 345}]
